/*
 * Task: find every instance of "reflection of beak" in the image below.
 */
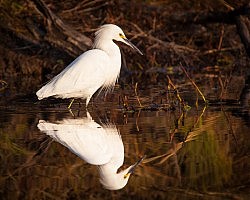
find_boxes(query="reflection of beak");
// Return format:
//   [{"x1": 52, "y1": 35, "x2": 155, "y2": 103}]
[
  {"x1": 124, "y1": 155, "x2": 146, "y2": 178},
  {"x1": 123, "y1": 38, "x2": 143, "y2": 55}
]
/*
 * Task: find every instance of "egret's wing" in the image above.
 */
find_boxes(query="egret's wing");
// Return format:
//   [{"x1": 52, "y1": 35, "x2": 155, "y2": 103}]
[
  {"x1": 37, "y1": 49, "x2": 110, "y2": 99},
  {"x1": 37, "y1": 118, "x2": 117, "y2": 165},
  {"x1": 103, "y1": 125, "x2": 124, "y2": 168}
]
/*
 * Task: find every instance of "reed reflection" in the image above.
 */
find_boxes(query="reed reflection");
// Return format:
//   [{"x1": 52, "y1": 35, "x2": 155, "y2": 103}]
[{"x1": 37, "y1": 112, "x2": 144, "y2": 190}]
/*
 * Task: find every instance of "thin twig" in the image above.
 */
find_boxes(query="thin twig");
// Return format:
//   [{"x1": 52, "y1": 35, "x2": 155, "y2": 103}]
[
  {"x1": 167, "y1": 75, "x2": 184, "y2": 104},
  {"x1": 219, "y1": 0, "x2": 235, "y2": 11},
  {"x1": 202, "y1": 46, "x2": 242, "y2": 55},
  {"x1": 180, "y1": 64, "x2": 207, "y2": 103},
  {"x1": 128, "y1": 22, "x2": 196, "y2": 53},
  {"x1": 135, "y1": 110, "x2": 141, "y2": 132},
  {"x1": 218, "y1": 25, "x2": 225, "y2": 50},
  {"x1": 0, "y1": 80, "x2": 8, "y2": 92},
  {"x1": 61, "y1": 0, "x2": 106, "y2": 14},
  {"x1": 134, "y1": 82, "x2": 143, "y2": 107}
]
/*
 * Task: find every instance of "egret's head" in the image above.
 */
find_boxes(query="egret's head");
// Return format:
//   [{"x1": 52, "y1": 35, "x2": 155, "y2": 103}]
[
  {"x1": 99, "y1": 165, "x2": 134, "y2": 190},
  {"x1": 99, "y1": 155, "x2": 145, "y2": 190},
  {"x1": 94, "y1": 24, "x2": 143, "y2": 55}
]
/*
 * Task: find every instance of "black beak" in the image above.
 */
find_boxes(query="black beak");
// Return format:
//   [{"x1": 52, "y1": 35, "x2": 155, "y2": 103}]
[
  {"x1": 128, "y1": 155, "x2": 146, "y2": 174},
  {"x1": 123, "y1": 38, "x2": 143, "y2": 55}
]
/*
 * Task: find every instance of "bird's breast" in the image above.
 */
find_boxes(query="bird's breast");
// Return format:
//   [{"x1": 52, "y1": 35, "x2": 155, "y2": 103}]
[{"x1": 103, "y1": 49, "x2": 121, "y2": 88}]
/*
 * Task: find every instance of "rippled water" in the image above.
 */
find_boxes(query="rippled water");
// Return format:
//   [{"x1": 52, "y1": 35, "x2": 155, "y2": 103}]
[{"x1": 0, "y1": 93, "x2": 249, "y2": 199}]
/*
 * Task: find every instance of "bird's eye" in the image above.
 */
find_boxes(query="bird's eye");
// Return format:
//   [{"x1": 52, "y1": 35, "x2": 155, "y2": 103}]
[{"x1": 119, "y1": 33, "x2": 124, "y2": 38}]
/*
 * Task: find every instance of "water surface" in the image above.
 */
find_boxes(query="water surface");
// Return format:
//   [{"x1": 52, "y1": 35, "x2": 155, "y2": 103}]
[{"x1": 0, "y1": 93, "x2": 249, "y2": 200}]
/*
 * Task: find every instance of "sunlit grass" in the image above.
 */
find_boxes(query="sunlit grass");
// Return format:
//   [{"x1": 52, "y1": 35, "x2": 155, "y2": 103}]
[{"x1": 178, "y1": 128, "x2": 232, "y2": 191}]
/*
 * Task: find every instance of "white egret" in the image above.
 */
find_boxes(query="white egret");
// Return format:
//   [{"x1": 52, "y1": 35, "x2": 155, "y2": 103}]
[
  {"x1": 36, "y1": 24, "x2": 143, "y2": 108},
  {"x1": 37, "y1": 112, "x2": 144, "y2": 190}
]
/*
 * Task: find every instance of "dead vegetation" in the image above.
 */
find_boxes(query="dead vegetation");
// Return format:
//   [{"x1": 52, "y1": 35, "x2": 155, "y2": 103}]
[{"x1": 0, "y1": 0, "x2": 249, "y2": 103}]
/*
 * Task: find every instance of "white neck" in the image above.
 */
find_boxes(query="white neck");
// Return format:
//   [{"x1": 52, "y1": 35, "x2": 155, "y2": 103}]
[{"x1": 93, "y1": 39, "x2": 121, "y2": 88}]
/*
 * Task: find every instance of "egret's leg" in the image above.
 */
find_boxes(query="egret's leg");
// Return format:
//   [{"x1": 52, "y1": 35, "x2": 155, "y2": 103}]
[
  {"x1": 86, "y1": 111, "x2": 91, "y2": 119},
  {"x1": 68, "y1": 108, "x2": 75, "y2": 117},
  {"x1": 68, "y1": 98, "x2": 75, "y2": 109},
  {"x1": 86, "y1": 96, "x2": 91, "y2": 107}
]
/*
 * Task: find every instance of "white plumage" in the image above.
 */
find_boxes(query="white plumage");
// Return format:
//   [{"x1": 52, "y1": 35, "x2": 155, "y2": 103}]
[
  {"x1": 36, "y1": 24, "x2": 142, "y2": 107},
  {"x1": 37, "y1": 112, "x2": 143, "y2": 190}
]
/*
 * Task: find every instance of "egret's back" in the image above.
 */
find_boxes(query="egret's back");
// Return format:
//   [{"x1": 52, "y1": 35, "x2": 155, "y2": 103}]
[{"x1": 36, "y1": 50, "x2": 110, "y2": 100}]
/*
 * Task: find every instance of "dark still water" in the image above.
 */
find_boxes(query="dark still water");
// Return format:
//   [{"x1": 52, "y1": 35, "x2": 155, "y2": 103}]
[{"x1": 0, "y1": 95, "x2": 249, "y2": 200}]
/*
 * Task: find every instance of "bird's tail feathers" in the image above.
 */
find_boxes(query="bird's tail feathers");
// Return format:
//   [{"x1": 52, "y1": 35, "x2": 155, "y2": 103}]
[{"x1": 36, "y1": 86, "x2": 55, "y2": 100}]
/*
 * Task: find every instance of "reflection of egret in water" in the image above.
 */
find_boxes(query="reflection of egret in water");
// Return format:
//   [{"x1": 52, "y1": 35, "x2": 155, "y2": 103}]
[{"x1": 37, "y1": 112, "x2": 144, "y2": 190}]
